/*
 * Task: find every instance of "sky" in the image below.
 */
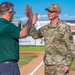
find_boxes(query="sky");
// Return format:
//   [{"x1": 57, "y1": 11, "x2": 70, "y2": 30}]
[{"x1": 0, "y1": 0, "x2": 75, "y2": 23}]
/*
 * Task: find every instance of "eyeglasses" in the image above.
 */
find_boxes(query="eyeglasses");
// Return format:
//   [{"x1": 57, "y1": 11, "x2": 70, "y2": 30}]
[{"x1": 8, "y1": 11, "x2": 16, "y2": 15}]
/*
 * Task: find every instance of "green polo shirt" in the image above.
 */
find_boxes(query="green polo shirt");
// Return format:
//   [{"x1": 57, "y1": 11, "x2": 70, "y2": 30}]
[{"x1": 0, "y1": 18, "x2": 21, "y2": 62}]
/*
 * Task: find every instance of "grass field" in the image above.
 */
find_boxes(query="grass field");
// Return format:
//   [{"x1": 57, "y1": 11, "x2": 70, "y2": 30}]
[
  {"x1": 18, "y1": 55, "x2": 37, "y2": 67},
  {"x1": 20, "y1": 46, "x2": 44, "y2": 51},
  {"x1": 70, "y1": 58, "x2": 75, "y2": 70},
  {"x1": 19, "y1": 46, "x2": 75, "y2": 70}
]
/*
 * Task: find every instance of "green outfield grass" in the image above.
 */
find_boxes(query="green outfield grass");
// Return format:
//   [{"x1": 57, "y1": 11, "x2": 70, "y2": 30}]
[
  {"x1": 70, "y1": 57, "x2": 75, "y2": 70},
  {"x1": 19, "y1": 46, "x2": 75, "y2": 70},
  {"x1": 20, "y1": 46, "x2": 44, "y2": 51},
  {"x1": 18, "y1": 55, "x2": 37, "y2": 67},
  {"x1": 18, "y1": 46, "x2": 44, "y2": 68}
]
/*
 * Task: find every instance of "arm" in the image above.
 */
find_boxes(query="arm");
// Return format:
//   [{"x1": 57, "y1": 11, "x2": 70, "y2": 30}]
[
  {"x1": 30, "y1": 25, "x2": 43, "y2": 39},
  {"x1": 30, "y1": 13, "x2": 43, "y2": 39},
  {"x1": 64, "y1": 25, "x2": 75, "y2": 56},
  {"x1": 20, "y1": 5, "x2": 33, "y2": 38},
  {"x1": 63, "y1": 25, "x2": 75, "y2": 73}
]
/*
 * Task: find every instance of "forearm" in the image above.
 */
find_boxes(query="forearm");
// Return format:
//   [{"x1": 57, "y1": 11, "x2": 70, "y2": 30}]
[
  {"x1": 20, "y1": 18, "x2": 32, "y2": 38},
  {"x1": 30, "y1": 25, "x2": 43, "y2": 39}
]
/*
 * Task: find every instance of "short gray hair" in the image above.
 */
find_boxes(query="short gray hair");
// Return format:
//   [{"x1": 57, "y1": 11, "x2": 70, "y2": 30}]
[{"x1": 0, "y1": 2, "x2": 14, "y2": 15}]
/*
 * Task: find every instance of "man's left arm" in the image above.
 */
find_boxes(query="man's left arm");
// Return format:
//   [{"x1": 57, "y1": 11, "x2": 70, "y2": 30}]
[
  {"x1": 63, "y1": 25, "x2": 75, "y2": 73},
  {"x1": 64, "y1": 25, "x2": 75, "y2": 56}
]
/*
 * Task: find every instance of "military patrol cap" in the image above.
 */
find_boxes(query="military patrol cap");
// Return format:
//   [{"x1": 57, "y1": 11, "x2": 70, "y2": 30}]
[{"x1": 45, "y1": 4, "x2": 61, "y2": 13}]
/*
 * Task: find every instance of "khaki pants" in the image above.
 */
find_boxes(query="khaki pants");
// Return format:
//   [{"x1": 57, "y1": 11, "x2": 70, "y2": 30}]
[{"x1": 45, "y1": 64, "x2": 70, "y2": 75}]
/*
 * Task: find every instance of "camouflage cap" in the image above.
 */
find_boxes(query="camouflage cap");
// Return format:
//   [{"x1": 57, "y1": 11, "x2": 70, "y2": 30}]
[{"x1": 45, "y1": 4, "x2": 61, "y2": 13}]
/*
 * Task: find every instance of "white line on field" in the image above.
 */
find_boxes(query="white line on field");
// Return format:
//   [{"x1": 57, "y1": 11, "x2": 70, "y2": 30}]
[{"x1": 30, "y1": 61, "x2": 43, "y2": 75}]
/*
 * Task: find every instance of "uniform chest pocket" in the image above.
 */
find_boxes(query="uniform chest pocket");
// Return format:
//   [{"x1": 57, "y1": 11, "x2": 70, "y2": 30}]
[{"x1": 53, "y1": 32, "x2": 64, "y2": 42}]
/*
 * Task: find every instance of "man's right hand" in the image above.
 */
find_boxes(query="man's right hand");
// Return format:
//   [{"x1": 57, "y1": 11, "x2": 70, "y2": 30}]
[
  {"x1": 63, "y1": 66, "x2": 69, "y2": 74},
  {"x1": 25, "y1": 5, "x2": 33, "y2": 19}
]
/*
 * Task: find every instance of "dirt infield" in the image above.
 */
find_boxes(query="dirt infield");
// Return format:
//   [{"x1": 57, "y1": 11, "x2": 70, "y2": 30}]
[{"x1": 20, "y1": 51, "x2": 75, "y2": 75}]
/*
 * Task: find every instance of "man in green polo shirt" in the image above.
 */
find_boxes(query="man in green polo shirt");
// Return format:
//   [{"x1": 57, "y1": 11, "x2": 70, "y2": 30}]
[{"x1": 0, "y1": 2, "x2": 37, "y2": 75}]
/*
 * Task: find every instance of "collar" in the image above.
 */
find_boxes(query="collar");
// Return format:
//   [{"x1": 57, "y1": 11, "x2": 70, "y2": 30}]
[
  {"x1": 0, "y1": 18, "x2": 9, "y2": 22},
  {"x1": 47, "y1": 21, "x2": 62, "y2": 28}
]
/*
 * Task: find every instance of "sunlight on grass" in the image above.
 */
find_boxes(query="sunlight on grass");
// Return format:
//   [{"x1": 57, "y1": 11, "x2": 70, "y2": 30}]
[
  {"x1": 70, "y1": 56, "x2": 75, "y2": 70},
  {"x1": 18, "y1": 55, "x2": 37, "y2": 68},
  {"x1": 20, "y1": 46, "x2": 44, "y2": 51}
]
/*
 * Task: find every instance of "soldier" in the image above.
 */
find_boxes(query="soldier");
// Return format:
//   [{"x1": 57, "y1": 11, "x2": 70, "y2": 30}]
[{"x1": 30, "y1": 4, "x2": 75, "y2": 75}]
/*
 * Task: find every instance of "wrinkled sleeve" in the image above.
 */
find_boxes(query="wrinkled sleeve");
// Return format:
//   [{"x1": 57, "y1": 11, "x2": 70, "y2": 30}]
[
  {"x1": 30, "y1": 26, "x2": 43, "y2": 39},
  {"x1": 64, "y1": 25, "x2": 75, "y2": 63}
]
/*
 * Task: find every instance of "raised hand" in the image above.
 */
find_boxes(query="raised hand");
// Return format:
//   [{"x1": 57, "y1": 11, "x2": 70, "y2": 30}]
[
  {"x1": 32, "y1": 13, "x2": 38, "y2": 25},
  {"x1": 25, "y1": 5, "x2": 33, "y2": 19}
]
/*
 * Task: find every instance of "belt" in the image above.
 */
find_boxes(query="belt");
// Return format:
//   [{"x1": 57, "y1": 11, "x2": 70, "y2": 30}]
[
  {"x1": 4, "y1": 62, "x2": 15, "y2": 63},
  {"x1": 0, "y1": 61, "x2": 17, "y2": 64}
]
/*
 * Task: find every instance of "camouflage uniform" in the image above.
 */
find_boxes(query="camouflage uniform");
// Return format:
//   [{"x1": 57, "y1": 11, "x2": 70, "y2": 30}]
[{"x1": 30, "y1": 3, "x2": 75, "y2": 75}]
